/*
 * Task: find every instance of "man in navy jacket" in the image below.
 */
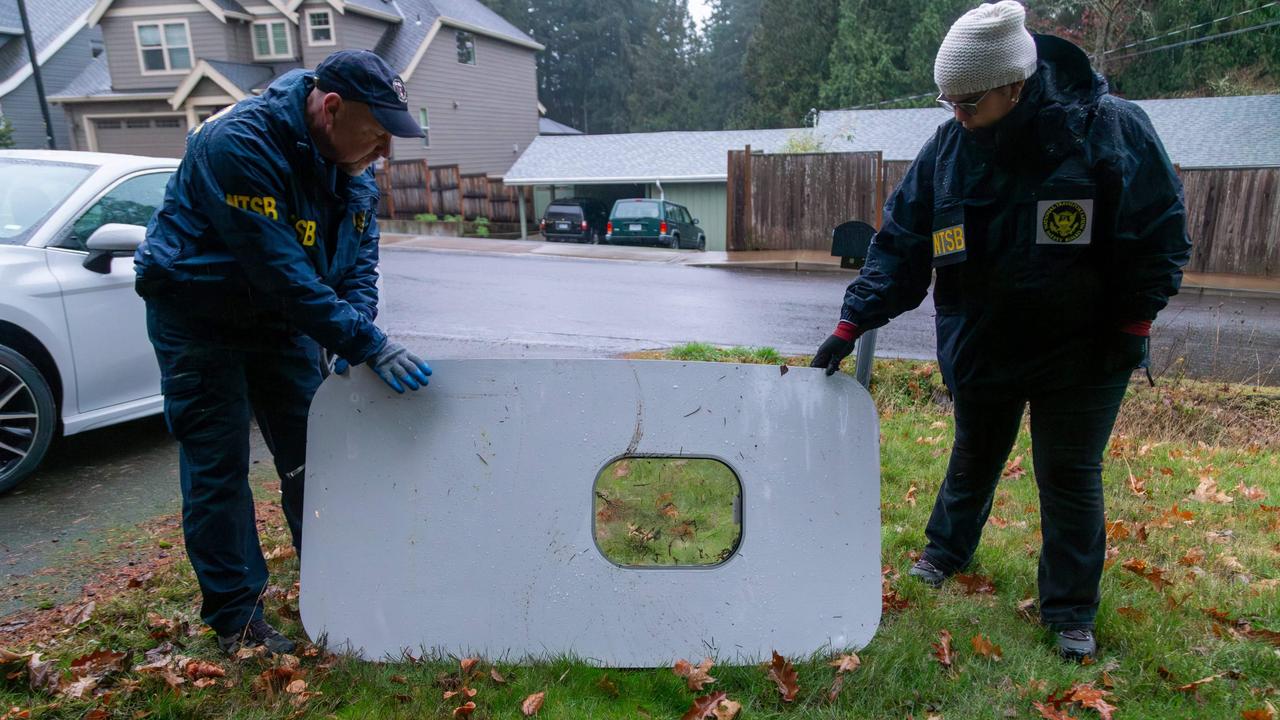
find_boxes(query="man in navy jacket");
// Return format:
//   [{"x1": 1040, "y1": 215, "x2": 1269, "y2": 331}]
[
  {"x1": 136, "y1": 51, "x2": 431, "y2": 654},
  {"x1": 812, "y1": 1, "x2": 1190, "y2": 660}
]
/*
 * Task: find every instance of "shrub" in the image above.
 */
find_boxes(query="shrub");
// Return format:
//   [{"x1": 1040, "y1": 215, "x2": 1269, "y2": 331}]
[
  {"x1": 414, "y1": 213, "x2": 439, "y2": 222},
  {"x1": 443, "y1": 214, "x2": 461, "y2": 223}
]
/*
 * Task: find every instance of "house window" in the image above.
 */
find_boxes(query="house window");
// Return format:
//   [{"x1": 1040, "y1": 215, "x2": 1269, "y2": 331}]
[
  {"x1": 307, "y1": 11, "x2": 334, "y2": 46},
  {"x1": 125, "y1": 118, "x2": 151, "y2": 129},
  {"x1": 252, "y1": 20, "x2": 292, "y2": 60},
  {"x1": 135, "y1": 21, "x2": 192, "y2": 74},
  {"x1": 418, "y1": 107, "x2": 430, "y2": 148},
  {"x1": 456, "y1": 31, "x2": 475, "y2": 65}
]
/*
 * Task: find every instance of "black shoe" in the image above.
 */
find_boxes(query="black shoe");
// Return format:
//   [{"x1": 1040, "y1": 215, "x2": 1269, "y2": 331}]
[
  {"x1": 217, "y1": 618, "x2": 296, "y2": 656},
  {"x1": 1056, "y1": 629, "x2": 1097, "y2": 661},
  {"x1": 908, "y1": 557, "x2": 948, "y2": 588}
]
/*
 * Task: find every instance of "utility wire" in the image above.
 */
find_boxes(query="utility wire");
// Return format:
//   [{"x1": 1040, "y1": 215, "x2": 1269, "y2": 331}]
[
  {"x1": 1106, "y1": 16, "x2": 1280, "y2": 62},
  {"x1": 1101, "y1": 0, "x2": 1278, "y2": 56}
]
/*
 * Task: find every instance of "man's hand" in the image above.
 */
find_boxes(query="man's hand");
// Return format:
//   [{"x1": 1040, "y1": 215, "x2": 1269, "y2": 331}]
[
  {"x1": 810, "y1": 321, "x2": 860, "y2": 376},
  {"x1": 333, "y1": 357, "x2": 350, "y2": 375},
  {"x1": 369, "y1": 340, "x2": 432, "y2": 393}
]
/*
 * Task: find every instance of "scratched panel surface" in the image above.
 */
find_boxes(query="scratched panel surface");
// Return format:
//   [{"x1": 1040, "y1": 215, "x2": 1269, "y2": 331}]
[{"x1": 300, "y1": 360, "x2": 880, "y2": 666}]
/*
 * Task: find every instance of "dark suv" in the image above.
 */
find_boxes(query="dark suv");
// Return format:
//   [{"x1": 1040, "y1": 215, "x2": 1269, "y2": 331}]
[
  {"x1": 540, "y1": 197, "x2": 610, "y2": 244},
  {"x1": 605, "y1": 199, "x2": 705, "y2": 251}
]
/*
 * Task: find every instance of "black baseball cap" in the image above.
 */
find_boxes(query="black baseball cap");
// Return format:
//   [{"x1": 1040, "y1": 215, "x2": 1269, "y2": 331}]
[{"x1": 314, "y1": 50, "x2": 424, "y2": 139}]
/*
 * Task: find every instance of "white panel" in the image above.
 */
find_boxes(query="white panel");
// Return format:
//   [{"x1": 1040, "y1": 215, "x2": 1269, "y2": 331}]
[{"x1": 301, "y1": 360, "x2": 881, "y2": 666}]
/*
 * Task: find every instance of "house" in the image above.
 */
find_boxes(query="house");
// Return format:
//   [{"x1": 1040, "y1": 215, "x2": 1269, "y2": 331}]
[
  {"x1": 505, "y1": 94, "x2": 1280, "y2": 253},
  {"x1": 0, "y1": 0, "x2": 100, "y2": 149},
  {"x1": 47, "y1": 0, "x2": 542, "y2": 174}
]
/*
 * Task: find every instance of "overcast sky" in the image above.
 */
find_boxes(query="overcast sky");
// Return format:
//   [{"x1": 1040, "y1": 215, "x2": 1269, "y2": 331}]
[{"x1": 687, "y1": 0, "x2": 712, "y2": 30}]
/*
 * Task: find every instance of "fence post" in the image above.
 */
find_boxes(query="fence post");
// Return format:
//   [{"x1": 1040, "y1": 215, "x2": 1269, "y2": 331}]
[{"x1": 743, "y1": 145, "x2": 752, "y2": 251}]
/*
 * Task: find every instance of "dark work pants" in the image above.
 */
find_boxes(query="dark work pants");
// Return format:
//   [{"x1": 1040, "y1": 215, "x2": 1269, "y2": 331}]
[
  {"x1": 145, "y1": 302, "x2": 322, "y2": 635},
  {"x1": 922, "y1": 372, "x2": 1130, "y2": 631}
]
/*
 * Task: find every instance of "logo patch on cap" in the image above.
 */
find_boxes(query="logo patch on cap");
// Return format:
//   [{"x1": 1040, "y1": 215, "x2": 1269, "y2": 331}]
[{"x1": 392, "y1": 77, "x2": 407, "y2": 103}]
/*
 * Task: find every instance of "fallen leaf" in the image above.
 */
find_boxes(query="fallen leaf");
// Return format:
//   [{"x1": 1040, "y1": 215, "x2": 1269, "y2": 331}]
[
  {"x1": 905, "y1": 484, "x2": 918, "y2": 507},
  {"x1": 1002, "y1": 454, "x2": 1026, "y2": 480},
  {"x1": 1191, "y1": 477, "x2": 1232, "y2": 504},
  {"x1": 61, "y1": 675, "x2": 100, "y2": 699},
  {"x1": 26, "y1": 654, "x2": 60, "y2": 693},
  {"x1": 1016, "y1": 597, "x2": 1038, "y2": 622},
  {"x1": 673, "y1": 658, "x2": 716, "y2": 691},
  {"x1": 490, "y1": 668, "x2": 507, "y2": 684},
  {"x1": 64, "y1": 601, "x2": 96, "y2": 627},
  {"x1": 829, "y1": 653, "x2": 860, "y2": 673},
  {"x1": 1105, "y1": 521, "x2": 1130, "y2": 541},
  {"x1": 390, "y1": 674, "x2": 407, "y2": 685},
  {"x1": 596, "y1": 674, "x2": 619, "y2": 697},
  {"x1": 443, "y1": 688, "x2": 478, "y2": 700},
  {"x1": 1068, "y1": 682, "x2": 1116, "y2": 720},
  {"x1": 1128, "y1": 473, "x2": 1147, "y2": 497},
  {"x1": 1122, "y1": 558, "x2": 1173, "y2": 591},
  {"x1": 264, "y1": 546, "x2": 296, "y2": 561},
  {"x1": 285, "y1": 679, "x2": 307, "y2": 694},
  {"x1": 460, "y1": 658, "x2": 479, "y2": 676},
  {"x1": 1032, "y1": 701, "x2": 1077, "y2": 720},
  {"x1": 1241, "y1": 702, "x2": 1277, "y2": 720},
  {"x1": 954, "y1": 573, "x2": 996, "y2": 595},
  {"x1": 827, "y1": 673, "x2": 845, "y2": 703},
  {"x1": 183, "y1": 660, "x2": 225, "y2": 681},
  {"x1": 932, "y1": 630, "x2": 955, "y2": 669},
  {"x1": 971, "y1": 634, "x2": 1003, "y2": 660},
  {"x1": 713, "y1": 698, "x2": 742, "y2": 720},
  {"x1": 766, "y1": 651, "x2": 799, "y2": 702},
  {"x1": 1236, "y1": 483, "x2": 1267, "y2": 502},
  {"x1": 521, "y1": 691, "x2": 546, "y2": 716},
  {"x1": 1116, "y1": 607, "x2": 1147, "y2": 621},
  {"x1": 681, "y1": 691, "x2": 728, "y2": 720},
  {"x1": 192, "y1": 678, "x2": 218, "y2": 689},
  {"x1": 453, "y1": 701, "x2": 476, "y2": 717},
  {"x1": 70, "y1": 650, "x2": 128, "y2": 678},
  {"x1": 1179, "y1": 548, "x2": 1205, "y2": 566}
]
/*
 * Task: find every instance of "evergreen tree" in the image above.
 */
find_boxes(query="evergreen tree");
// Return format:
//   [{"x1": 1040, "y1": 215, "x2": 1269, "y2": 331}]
[
  {"x1": 0, "y1": 117, "x2": 14, "y2": 149},
  {"x1": 740, "y1": 0, "x2": 840, "y2": 128},
  {"x1": 626, "y1": 0, "x2": 701, "y2": 131},
  {"x1": 698, "y1": 0, "x2": 765, "y2": 129}
]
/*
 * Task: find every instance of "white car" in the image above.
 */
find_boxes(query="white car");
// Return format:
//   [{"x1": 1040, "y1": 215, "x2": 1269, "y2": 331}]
[{"x1": 0, "y1": 150, "x2": 179, "y2": 493}]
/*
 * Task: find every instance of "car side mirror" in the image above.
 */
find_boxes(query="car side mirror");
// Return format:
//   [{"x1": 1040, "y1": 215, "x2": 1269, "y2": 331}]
[
  {"x1": 692, "y1": 218, "x2": 700, "y2": 225},
  {"x1": 831, "y1": 220, "x2": 876, "y2": 270},
  {"x1": 83, "y1": 223, "x2": 146, "y2": 274}
]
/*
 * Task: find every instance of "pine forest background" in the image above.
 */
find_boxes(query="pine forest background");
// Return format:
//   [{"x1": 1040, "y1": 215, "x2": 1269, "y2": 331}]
[{"x1": 479, "y1": 0, "x2": 1280, "y2": 134}]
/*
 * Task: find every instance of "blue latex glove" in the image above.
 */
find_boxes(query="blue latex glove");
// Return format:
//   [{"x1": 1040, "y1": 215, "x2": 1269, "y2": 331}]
[
  {"x1": 333, "y1": 357, "x2": 350, "y2": 375},
  {"x1": 368, "y1": 340, "x2": 432, "y2": 393}
]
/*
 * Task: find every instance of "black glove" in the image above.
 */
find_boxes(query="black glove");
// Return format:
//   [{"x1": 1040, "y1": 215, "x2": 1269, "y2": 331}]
[
  {"x1": 810, "y1": 322, "x2": 860, "y2": 376},
  {"x1": 1101, "y1": 331, "x2": 1148, "y2": 374}
]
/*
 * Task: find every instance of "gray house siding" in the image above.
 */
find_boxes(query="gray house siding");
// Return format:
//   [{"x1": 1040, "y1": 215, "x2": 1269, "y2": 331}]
[
  {"x1": 0, "y1": 28, "x2": 95, "y2": 149},
  {"x1": 299, "y1": 4, "x2": 388, "y2": 68},
  {"x1": 392, "y1": 29, "x2": 537, "y2": 176},
  {"x1": 222, "y1": 16, "x2": 261, "y2": 65},
  {"x1": 188, "y1": 77, "x2": 228, "y2": 98},
  {"x1": 101, "y1": 0, "x2": 237, "y2": 91}
]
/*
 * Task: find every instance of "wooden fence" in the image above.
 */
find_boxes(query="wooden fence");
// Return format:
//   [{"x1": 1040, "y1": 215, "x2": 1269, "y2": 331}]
[
  {"x1": 727, "y1": 148, "x2": 883, "y2": 251},
  {"x1": 1181, "y1": 167, "x2": 1280, "y2": 277},
  {"x1": 376, "y1": 159, "x2": 531, "y2": 223}
]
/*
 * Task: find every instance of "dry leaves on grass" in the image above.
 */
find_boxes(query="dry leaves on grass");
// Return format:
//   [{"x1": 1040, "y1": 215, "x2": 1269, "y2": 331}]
[
  {"x1": 1191, "y1": 477, "x2": 1233, "y2": 504},
  {"x1": 954, "y1": 573, "x2": 996, "y2": 595},
  {"x1": 673, "y1": 657, "x2": 716, "y2": 691},
  {"x1": 453, "y1": 701, "x2": 477, "y2": 717},
  {"x1": 1128, "y1": 472, "x2": 1147, "y2": 497},
  {"x1": 681, "y1": 691, "x2": 727, "y2": 720},
  {"x1": 932, "y1": 630, "x2": 955, "y2": 670},
  {"x1": 521, "y1": 691, "x2": 545, "y2": 716},
  {"x1": 1241, "y1": 702, "x2": 1278, "y2": 720},
  {"x1": 1002, "y1": 454, "x2": 1026, "y2": 480},
  {"x1": 829, "y1": 653, "x2": 860, "y2": 674},
  {"x1": 1034, "y1": 682, "x2": 1116, "y2": 720},
  {"x1": 713, "y1": 698, "x2": 742, "y2": 719},
  {"x1": 1236, "y1": 483, "x2": 1267, "y2": 502},
  {"x1": 970, "y1": 634, "x2": 1003, "y2": 661},
  {"x1": 765, "y1": 651, "x2": 799, "y2": 702},
  {"x1": 905, "y1": 483, "x2": 918, "y2": 507},
  {"x1": 1177, "y1": 671, "x2": 1243, "y2": 693},
  {"x1": 1122, "y1": 558, "x2": 1173, "y2": 591}
]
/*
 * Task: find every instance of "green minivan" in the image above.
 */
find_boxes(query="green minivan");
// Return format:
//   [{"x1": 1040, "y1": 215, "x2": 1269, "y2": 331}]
[{"x1": 605, "y1": 199, "x2": 706, "y2": 251}]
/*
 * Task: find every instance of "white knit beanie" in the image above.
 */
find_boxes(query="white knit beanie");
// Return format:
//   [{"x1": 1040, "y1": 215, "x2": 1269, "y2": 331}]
[{"x1": 934, "y1": 0, "x2": 1038, "y2": 97}]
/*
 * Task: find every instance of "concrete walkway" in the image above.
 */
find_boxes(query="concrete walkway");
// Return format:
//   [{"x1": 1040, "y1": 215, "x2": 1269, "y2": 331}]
[{"x1": 380, "y1": 233, "x2": 1280, "y2": 298}]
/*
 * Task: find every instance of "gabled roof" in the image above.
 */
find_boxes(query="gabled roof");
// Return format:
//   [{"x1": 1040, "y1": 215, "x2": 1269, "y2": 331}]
[
  {"x1": 378, "y1": 0, "x2": 543, "y2": 80},
  {"x1": 539, "y1": 117, "x2": 581, "y2": 136},
  {"x1": 0, "y1": 3, "x2": 25, "y2": 36},
  {"x1": 87, "y1": 0, "x2": 251, "y2": 27},
  {"x1": 168, "y1": 58, "x2": 278, "y2": 108},
  {"x1": 0, "y1": 0, "x2": 94, "y2": 95},
  {"x1": 816, "y1": 94, "x2": 1280, "y2": 169},
  {"x1": 505, "y1": 128, "x2": 852, "y2": 185}
]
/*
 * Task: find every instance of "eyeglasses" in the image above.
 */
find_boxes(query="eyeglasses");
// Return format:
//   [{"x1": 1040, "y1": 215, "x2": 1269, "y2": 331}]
[{"x1": 936, "y1": 88, "x2": 991, "y2": 116}]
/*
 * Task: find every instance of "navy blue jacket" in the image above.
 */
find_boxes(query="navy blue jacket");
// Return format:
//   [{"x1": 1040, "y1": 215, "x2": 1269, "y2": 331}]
[
  {"x1": 841, "y1": 35, "x2": 1191, "y2": 395},
  {"x1": 136, "y1": 70, "x2": 386, "y2": 364}
]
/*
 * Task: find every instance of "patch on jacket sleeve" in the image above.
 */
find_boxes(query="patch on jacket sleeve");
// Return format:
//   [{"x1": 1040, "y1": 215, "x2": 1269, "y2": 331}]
[
  {"x1": 1037, "y1": 199, "x2": 1093, "y2": 245},
  {"x1": 932, "y1": 224, "x2": 966, "y2": 266}
]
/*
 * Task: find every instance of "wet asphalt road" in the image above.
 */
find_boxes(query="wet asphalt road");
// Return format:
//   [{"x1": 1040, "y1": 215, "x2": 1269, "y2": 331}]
[{"x1": 3, "y1": 247, "x2": 1278, "y2": 615}]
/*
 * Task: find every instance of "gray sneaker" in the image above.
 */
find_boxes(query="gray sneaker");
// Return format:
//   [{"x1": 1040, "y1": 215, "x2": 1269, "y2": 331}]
[
  {"x1": 907, "y1": 557, "x2": 948, "y2": 588},
  {"x1": 1056, "y1": 629, "x2": 1097, "y2": 661},
  {"x1": 217, "y1": 618, "x2": 296, "y2": 656}
]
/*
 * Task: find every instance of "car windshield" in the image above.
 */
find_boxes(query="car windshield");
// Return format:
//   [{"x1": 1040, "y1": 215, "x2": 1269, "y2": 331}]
[
  {"x1": 612, "y1": 200, "x2": 660, "y2": 219},
  {"x1": 0, "y1": 159, "x2": 96, "y2": 244}
]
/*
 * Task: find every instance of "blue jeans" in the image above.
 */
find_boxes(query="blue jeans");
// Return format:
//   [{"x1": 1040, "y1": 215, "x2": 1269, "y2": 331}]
[
  {"x1": 146, "y1": 301, "x2": 322, "y2": 635},
  {"x1": 922, "y1": 373, "x2": 1130, "y2": 631}
]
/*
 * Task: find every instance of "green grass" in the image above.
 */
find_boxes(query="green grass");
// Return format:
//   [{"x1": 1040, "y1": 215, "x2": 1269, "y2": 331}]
[{"x1": 2, "y1": 348, "x2": 1278, "y2": 719}]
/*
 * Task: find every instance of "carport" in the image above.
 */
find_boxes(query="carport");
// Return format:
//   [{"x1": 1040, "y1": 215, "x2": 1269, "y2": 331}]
[{"x1": 503, "y1": 128, "x2": 833, "y2": 251}]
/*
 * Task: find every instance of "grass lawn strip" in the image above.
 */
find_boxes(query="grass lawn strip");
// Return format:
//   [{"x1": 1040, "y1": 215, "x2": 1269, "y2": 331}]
[{"x1": 1, "y1": 347, "x2": 1277, "y2": 719}]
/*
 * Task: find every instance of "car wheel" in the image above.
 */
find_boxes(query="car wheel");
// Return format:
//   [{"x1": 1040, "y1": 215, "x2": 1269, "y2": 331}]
[
  {"x1": 697, "y1": 235, "x2": 706, "y2": 252},
  {"x1": 589, "y1": 231, "x2": 600, "y2": 245},
  {"x1": 0, "y1": 344, "x2": 57, "y2": 494},
  {"x1": 670, "y1": 234, "x2": 681, "y2": 250}
]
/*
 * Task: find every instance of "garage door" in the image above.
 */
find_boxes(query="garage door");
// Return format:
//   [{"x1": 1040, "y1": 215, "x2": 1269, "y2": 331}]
[{"x1": 93, "y1": 116, "x2": 189, "y2": 158}]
